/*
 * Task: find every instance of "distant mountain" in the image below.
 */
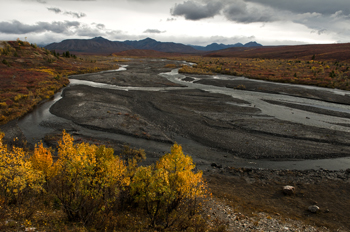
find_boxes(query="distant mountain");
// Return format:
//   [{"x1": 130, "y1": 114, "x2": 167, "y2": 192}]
[
  {"x1": 45, "y1": 37, "x2": 198, "y2": 54},
  {"x1": 45, "y1": 37, "x2": 133, "y2": 54},
  {"x1": 123, "y1": 38, "x2": 198, "y2": 53},
  {"x1": 190, "y1": 41, "x2": 262, "y2": 51},
  {"x1": 243, "y1": 41, "x2": 263, "y2": 47}
]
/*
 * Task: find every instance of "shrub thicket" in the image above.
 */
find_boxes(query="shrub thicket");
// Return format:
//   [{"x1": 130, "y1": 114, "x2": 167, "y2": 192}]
[{"x1": 0, "y1": 130, "x2": 213, "y2": 231}]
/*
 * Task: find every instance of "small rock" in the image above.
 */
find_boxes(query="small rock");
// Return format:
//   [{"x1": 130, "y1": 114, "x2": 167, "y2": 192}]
[
  {"x1": 308, "y1": 205, "x2": 320, "y2": 213},
  {"x1": 211, "y1": 163, "x2": 222, "y2": 168},
  {"x1": 283, "y1": 185, "x2": 295, "y2": 195},
  {"x1": 346, "y1": 169, "x2": 350, "y2": 174}
]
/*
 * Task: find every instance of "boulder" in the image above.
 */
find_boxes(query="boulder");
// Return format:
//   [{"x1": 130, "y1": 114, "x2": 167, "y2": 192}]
[
  {"x1": 282, "y1": 185, "x2": 295, "y2": 195},
  {"x1": 308, "y1": 205, "x2": 320, "y2": 213}
]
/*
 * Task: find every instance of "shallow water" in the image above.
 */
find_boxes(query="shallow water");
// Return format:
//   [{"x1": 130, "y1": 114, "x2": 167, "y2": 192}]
[
  {"x1": 161, "y1": 70, "x2": 350, "y2": 133},
  {"x1": 17, "y1": 62, "x2": 350, "y2": 170}
]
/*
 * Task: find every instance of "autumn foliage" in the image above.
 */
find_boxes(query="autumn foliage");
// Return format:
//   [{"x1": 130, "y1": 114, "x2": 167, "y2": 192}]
[
  {"x1": 0, "y1": 133, "x2": 44, "y2": 208},
  {"x1": 0, "y1": 131, "x2": 209, "y2": 231},
  {"x1": 175, "y1": 56, "x2": 350, "y2": 90},
  {"x1": 131, "y1": 143, "x2": 205, "y2": 229}
]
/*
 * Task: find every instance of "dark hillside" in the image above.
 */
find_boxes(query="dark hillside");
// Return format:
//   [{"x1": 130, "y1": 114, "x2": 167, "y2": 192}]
[
  {"x1": 46, "y1": 37, "x2": 199, "y2": 54},
  {"x1": 45, "y1": 37, "x2": 133, "y2": 54},
  {"x1": 205, "y1": 43, "x2": 350, "y2": 61}
]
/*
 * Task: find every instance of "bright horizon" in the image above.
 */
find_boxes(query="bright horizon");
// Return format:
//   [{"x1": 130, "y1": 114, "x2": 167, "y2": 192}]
[{"x1": 1, "y1": 0, "x2": 349, "y2": 46}]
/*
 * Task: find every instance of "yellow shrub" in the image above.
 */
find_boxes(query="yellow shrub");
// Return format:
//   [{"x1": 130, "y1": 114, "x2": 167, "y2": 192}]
[
  {"x1": 0, "y1": 133, "x2": 44, "y2": 204},
  {"x1": 30, "y1": 143, "x2": 58, "y2": 180},
  {"x1": 0, "y1": 130, "x2": 208, "y2": 229},
  {"x1": 156, "y1": 143, "x2": 204, "y2": 198},
  {"x1": 51, "y1": 131, "x2": 130, "y2": 223},
  {"x1": 131, "y1": 143, "x2": 205, "y2": 228}
]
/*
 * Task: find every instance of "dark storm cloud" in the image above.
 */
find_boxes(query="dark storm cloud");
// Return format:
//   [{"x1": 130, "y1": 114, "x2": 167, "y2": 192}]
[
  {"x1": 143, "y1": 29, "x2": 165, "y2": 33},
  {"x1": 246, "y1": 0, "x2": 350, "y2": 15},
  {"x1": 47, "y1": 7, "x2": 62, "y2": 13},
  {"x1": 64, "y1": 11, "x2": 87, "y2": 18},
  {"x1": 171, "y1": 0, "x2": 278, "y2": 22},
  {"x1": 223, "y1": 0, "x2": 277, "y2": 23},
  {"x1": 170, "y1": 0, "x2": 350, "y2": 37},
  {"x1": 171, "y1": 1, "x2": 223, "y2": 20},
  {"x1": 0, "y1": 20, "x2": 80, "y2": 34}
]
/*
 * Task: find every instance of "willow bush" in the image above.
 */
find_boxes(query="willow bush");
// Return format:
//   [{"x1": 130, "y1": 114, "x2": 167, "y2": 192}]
[{"x1": 0, "y1": 130, "x2": 210, "y2": 231}]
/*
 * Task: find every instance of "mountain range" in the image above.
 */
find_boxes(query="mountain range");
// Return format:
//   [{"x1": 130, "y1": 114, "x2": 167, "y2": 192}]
[
  {"x1": 45, "y1": 37, "x2": 262, "y2": 54},
  {"x1": 190, "y1": 41, "x2": 262, "y2": 51}
]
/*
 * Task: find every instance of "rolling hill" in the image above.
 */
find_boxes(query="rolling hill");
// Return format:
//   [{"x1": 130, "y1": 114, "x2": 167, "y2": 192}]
[
  {"x1": 204, "y1": 43, "x2": 350, "y2": 61},
  {"x1": 0, "y1": 40, "x2": 117, "y2": 125},
  {"x1": 45, "y1": 37, "x2": 133, "y2": 54}
]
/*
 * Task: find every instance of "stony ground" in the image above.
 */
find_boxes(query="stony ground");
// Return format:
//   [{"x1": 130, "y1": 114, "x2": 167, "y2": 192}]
[
  {"x1": 205, "y1": 167, "x2": 350, "y2": 231},
  {"x1": 205, "y1": 197, "x2": 331, "y2": 232}
]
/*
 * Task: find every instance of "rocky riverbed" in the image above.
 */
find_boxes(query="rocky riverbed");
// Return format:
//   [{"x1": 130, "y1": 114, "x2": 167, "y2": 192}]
[{"x1": 1, "y1": 58, "x2": 350, "y2": 230}]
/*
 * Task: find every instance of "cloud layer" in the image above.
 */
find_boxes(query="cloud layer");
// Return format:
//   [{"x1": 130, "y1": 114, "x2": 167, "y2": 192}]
[
  {"x1": 171, "y1": 1, "x2": 223, "y2": 20},
  {"x1": 3, "y1": 0, "x2": 349, "y2": 45},
  {"x1": 47, "y1": 7, "x2": 87, "y2": 18},
  {"x1": 171, "y1": 0, "x2": 350, "y2": 38},
  {"x1": 0, "y1": 20, "x2": 80, "y2": 34},
  {"x1": 171, "y1": 0, "x2": 279, "y2": 22}
]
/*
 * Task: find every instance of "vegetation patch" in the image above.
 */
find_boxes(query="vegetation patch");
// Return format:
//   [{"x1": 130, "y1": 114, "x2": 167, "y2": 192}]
[
  {"x1": 173, "y1": 56, "x2": 350, "y2": 90},
  {"x1": 0, "y1": 40, "x2": 119, "y2": 125},
  {"x1": 0, "y1": 130, "x2": 223, "y2": 231}
]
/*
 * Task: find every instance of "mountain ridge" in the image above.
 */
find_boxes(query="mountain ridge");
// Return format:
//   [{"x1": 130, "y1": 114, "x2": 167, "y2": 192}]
[
  {"x1": 190, "y1": 41, "x2": 262, "y2": 51},
  {"x1": 45, "y1": 37, "x2": 263, "y2": 54}
]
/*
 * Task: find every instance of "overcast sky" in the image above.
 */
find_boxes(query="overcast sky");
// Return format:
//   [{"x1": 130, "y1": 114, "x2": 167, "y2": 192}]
[{"x1": 0, "y1": 0, "x2": 349, "y2": 46}]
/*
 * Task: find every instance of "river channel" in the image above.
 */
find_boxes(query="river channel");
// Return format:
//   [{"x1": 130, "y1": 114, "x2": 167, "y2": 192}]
[{"x1": 17, "y1": 59, "x2": 350, "y2": 171}]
